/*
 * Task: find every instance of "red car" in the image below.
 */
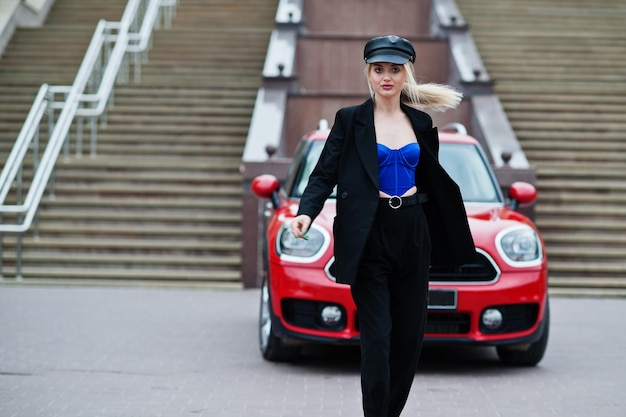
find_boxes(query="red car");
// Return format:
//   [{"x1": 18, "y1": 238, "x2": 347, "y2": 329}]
[{"x1": 252, "y1": 122, "x2": 549, "y2": 366}]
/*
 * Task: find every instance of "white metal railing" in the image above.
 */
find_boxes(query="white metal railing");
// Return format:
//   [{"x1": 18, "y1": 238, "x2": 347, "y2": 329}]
[{"x1": 0, "y1": 0, "x2": 178, "y2": 280}]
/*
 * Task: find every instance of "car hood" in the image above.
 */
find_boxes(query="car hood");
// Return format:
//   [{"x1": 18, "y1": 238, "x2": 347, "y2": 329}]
[
  {"x1": 466, "y1": 203, "x2": 533, "y2": 227},
  {"x1": 288, "y1": 200, "x2": 538, "y2": 244}
]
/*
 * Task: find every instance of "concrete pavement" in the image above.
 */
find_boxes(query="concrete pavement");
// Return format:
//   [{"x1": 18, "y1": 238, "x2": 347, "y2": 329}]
[{"x1": 0, "y1": 285, "x2": 624, "y2": 417}]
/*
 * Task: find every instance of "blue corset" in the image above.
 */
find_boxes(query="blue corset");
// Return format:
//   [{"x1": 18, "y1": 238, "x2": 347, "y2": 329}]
[{"x1": 377, "y1": 142, "x2": 420, "y2": 196}]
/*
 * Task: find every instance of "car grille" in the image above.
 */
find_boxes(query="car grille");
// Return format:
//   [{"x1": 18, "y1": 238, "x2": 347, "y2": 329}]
[
  {"x1": 428, "y1": 250, "x2": 499, "y2": 283},
  {"x1": 324, "y1": 250, "x2": 499, "y2": 284},
  {"x1": 425, "y1": 312, "x2": 471, "y2": 334}
]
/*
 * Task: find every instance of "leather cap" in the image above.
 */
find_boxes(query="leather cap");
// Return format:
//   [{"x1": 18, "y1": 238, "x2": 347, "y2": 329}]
[{"x1": 364, "y1": 35, "x2": 415, "y2": 64}]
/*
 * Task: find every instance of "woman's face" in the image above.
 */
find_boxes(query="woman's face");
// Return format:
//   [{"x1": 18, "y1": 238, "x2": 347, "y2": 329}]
[{"x1": 368, "y1": 62, "x2": 406, "y2": 99}]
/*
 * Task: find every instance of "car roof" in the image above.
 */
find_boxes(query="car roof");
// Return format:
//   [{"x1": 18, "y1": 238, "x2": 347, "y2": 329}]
[{"x1": 303, "y1": 128, "x2": 480, "y2": 145}]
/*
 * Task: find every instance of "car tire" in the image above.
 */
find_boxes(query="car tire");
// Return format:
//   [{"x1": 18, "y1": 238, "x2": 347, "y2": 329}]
[
  {"x1": 496, "y1": 298, "x2": 550, "y2": 367},
  {"x1": 258, "y1": 278, "x2": 301, "y2": 362}
]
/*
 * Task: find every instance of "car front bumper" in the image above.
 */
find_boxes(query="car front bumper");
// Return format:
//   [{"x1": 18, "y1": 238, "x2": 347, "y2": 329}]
[{"x1": 269, "y1": 262, "x2": 548, "y2": 347}]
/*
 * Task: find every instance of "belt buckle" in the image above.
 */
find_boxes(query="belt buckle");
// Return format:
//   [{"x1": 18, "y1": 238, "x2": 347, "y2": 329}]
[{"x1": 388, "y1": 195, "x2": 402, "y2": 209}]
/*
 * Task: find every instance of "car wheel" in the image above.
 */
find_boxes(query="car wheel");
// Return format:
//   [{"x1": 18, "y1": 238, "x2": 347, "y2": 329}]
[
  {"x1": 258, "y1": 278, "x2": 301, "y2": 362},
  {"x1": 496, "y1": 298, "x2": 550, "y2": 367}
]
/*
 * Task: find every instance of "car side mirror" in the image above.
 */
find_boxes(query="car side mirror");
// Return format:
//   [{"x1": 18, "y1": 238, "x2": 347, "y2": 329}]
[
  {"x1": 508, "y1": 181, "x2": 537, "y2": 211},
  {"x1": 251, "y1": 174, "x2": 281, "y2": 208}
]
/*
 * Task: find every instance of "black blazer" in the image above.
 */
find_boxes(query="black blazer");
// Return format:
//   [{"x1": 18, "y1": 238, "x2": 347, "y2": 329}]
[{"x1": 297, "y1": 98, "x2": 475, "y2": 285}]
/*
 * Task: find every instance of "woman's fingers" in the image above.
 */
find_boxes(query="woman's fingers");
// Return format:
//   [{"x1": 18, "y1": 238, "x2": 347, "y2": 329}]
[{"x1": 291, "y1": 215, "x2": 311, "y2": 238}]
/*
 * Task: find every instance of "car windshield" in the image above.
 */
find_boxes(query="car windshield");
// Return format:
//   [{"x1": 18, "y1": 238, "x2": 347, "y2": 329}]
[
  {"x1": 292, "y1": 140, "x2": 501, "y2": 203},
  {"x1": 439, "y1": 142, "x2": 501, "y2": 203}
]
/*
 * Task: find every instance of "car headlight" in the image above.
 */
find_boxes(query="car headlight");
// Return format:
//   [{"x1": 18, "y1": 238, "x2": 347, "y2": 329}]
[
  {"x1": 495, "y1": 225, "x2": 543, "y2": 267},
  {"x1": 276, "y1": 222, "x2": 330, "y2": 263}
]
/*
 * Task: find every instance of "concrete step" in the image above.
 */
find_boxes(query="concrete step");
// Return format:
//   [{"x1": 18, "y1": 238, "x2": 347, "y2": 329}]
[
  {"x1": 547, "y1": 261, "x2": 626, "y2": 277},
  {"x1": 536, "y1": 179, "x2": 626, "y2": 192},
  {"x1": 3, "y1": 251, "x2": 241, "y2": 268},
  {"x1": 57, "y1": 155, "x2": 242, "y2": 170},
  {"x1": 31, "y1": 223, "x2": 241, "y2": 240},
  {"x1": 40, "y1": 183, "x2": 243, "y2": 198},
  {"x1": 535, "y1": 217, "x2": 626, "y2": 232},
  {"x1": 0, "y1": 266, "x2": 242, "y2": 283},
  {"x1": 520, "y1": 139, "x2": 626, "y2": 152},
  {"x1": 2, "y1": 236, "x2": 241, "y2": 252},
  {"x1": 537, "y1": 164, "x2": 626, "y2": 179},
  {"x1": 537, "y1": 192, "x2": 626, "y2": 206},
  {"x1": 549, "y1": 276, "x2": 626, "y2": 290},
  {"x1": 496, "y1": 81, "x2": 626, "y2": 96},
  {"x1": 2, "y1": 169, "x2": 242, "y2": 184},
  {"x1": 37, "y1": 209, "x2": 241, "y2": 225},
  {"x1": 524, "y1": 150, "x2": 625, "y2": 163},
  {"x1": 0, "y1": 85, "x2": 258, "y2": 99},
  {"x1": 499, "y1": 93, "x2": 626, "y2": 106},
  {"x1": 75, "y1": 143, "x2": 246, "y2": 157},
  {"x1": 546, "y1": 246, "x2": 626, "y2": 261},
  {"x1": 537, "y1": 204, "x2": 626, "y2": 218},
  {"x1": 504, "y1": 102, "x2": 626, "y2": 115},
  {"x1": 543, "y1": 232, "x2": 626, "y2": 246},
  {"x1": 514, "y1": 130, "x2": 626, "y2": 142},
  {"x1": 507, "y1": 111, "x2": 625, "y2": 124},
  {"x1": 39, "y1": 196, "x2": 241, "y2": 210}
]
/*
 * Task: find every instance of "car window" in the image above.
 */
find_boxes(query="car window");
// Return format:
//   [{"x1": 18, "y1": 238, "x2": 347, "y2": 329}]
[
  {"x1": 292, "y1": 141, "x2": 337, "y2": 198},
  {"x1": 439, "y1": 143, "x2": 502, "y2": 203},
  {"x1": 284, "y1": 139, "x2": 310, "y2": 197}
]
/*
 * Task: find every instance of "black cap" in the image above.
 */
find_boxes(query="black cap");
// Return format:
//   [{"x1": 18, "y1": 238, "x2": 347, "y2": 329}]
[{"x1": 364, "y1": 35, "x2": 415, "y2": 65}]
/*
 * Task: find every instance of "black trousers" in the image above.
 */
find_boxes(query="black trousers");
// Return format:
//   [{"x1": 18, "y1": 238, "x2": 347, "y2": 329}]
[{"x1": 351, "y1": 200, "x2": 431, "y2": 417}]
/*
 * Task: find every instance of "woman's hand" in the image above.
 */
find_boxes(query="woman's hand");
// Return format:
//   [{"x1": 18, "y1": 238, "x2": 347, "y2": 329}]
[{"x1": 290, "y1": 215, "x2": 312, "y2": 239}]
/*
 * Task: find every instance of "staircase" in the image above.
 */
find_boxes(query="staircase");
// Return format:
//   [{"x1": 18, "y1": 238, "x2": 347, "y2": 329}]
[
  {"x1": 455, "y1": 0, "x2": 626, "y2": 296},
  {"x1": 0, "y1": 0, "x2": 277, "y2": 286}
]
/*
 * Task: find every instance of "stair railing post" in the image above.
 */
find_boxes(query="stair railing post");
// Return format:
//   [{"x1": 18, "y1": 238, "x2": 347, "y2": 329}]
[
  {"x1": 33, "y1": 124, "x2": 40, "y2": 173},
  {"x1": 46, "y1": 89, "x2": 55, "y2": 141},
  {"x1": 34, "y1": 208, "x2": 40, "y2": 240},
  {"x1": 76, "y1": 116, "x2": 83, "y2": 157},
  {"x1": 16, "y1": 165, "x2": 23, "y2": 208},
  {"x1": 90, "y1": 115, "x2": 98, "y2": 158},
  {"x1": 15, "y1": 234, "x2": 22, "y2": 281},
  {"x1": 15, "y1": 165, "x2": 24, "y2": 281}
]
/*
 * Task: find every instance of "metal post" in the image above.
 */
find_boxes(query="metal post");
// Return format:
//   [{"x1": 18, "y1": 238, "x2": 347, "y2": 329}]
[
  {"x1": 34, "y1": 206, "x2": 40, "y2": 240},
  {"x1": 134, "y1": 50, "x2": 142, "y2": 82},
  {"x1": 76, "y1": 116, "x2": 84, "y2": 157},
  {"x1": 15, "y1": 234, "x2": 22, "y2": 281},
  {"x1": 63, "y1": 131, "x2": 70, "y2": 161},
  {"x1": 47, "y1": 93, "x2": 55, "y2": 139},
  {"x1": 90, "y1": 116, "x2": 98, "y2": 158},
  {"x1": 17, "y1": 165, "x2": 23, "y2": 207},
  {"x1": 33, "y1": 125, "x2": 40, "y2": 172}
]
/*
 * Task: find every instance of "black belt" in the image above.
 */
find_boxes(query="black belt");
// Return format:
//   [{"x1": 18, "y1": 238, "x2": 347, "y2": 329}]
[{"x1": 379, "y1": 193, "x2": 428, "y2": 209}]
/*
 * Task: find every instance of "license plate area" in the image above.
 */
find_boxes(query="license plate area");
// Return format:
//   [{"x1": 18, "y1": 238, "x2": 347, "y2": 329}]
[{"x1": 428, "y1": 289, "x2": 457, "y2": 310}]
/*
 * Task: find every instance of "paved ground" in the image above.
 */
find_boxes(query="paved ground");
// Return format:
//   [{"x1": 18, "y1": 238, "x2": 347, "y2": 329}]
[{"x1": 0, "y1": 285, "x2": 624, "y2": 417}]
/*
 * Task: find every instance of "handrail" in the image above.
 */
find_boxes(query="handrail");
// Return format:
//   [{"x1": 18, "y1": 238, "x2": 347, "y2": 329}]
[
  {"x1": 0, "y1": 84, "x2": 49, "y2": 204},
  {"x1": 0, "y1": 0, "x2": 177, "y2": 279}
]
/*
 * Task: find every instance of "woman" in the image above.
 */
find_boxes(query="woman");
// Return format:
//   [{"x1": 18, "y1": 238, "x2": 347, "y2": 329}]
[{"x1": 291, "y1": 35, "x2": 476, "y2": 417}]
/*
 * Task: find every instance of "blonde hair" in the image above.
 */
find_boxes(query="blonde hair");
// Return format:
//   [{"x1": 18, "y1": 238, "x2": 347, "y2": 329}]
[{"x1": 366, "y1": 62, "x2": 462, "y2": 112}]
